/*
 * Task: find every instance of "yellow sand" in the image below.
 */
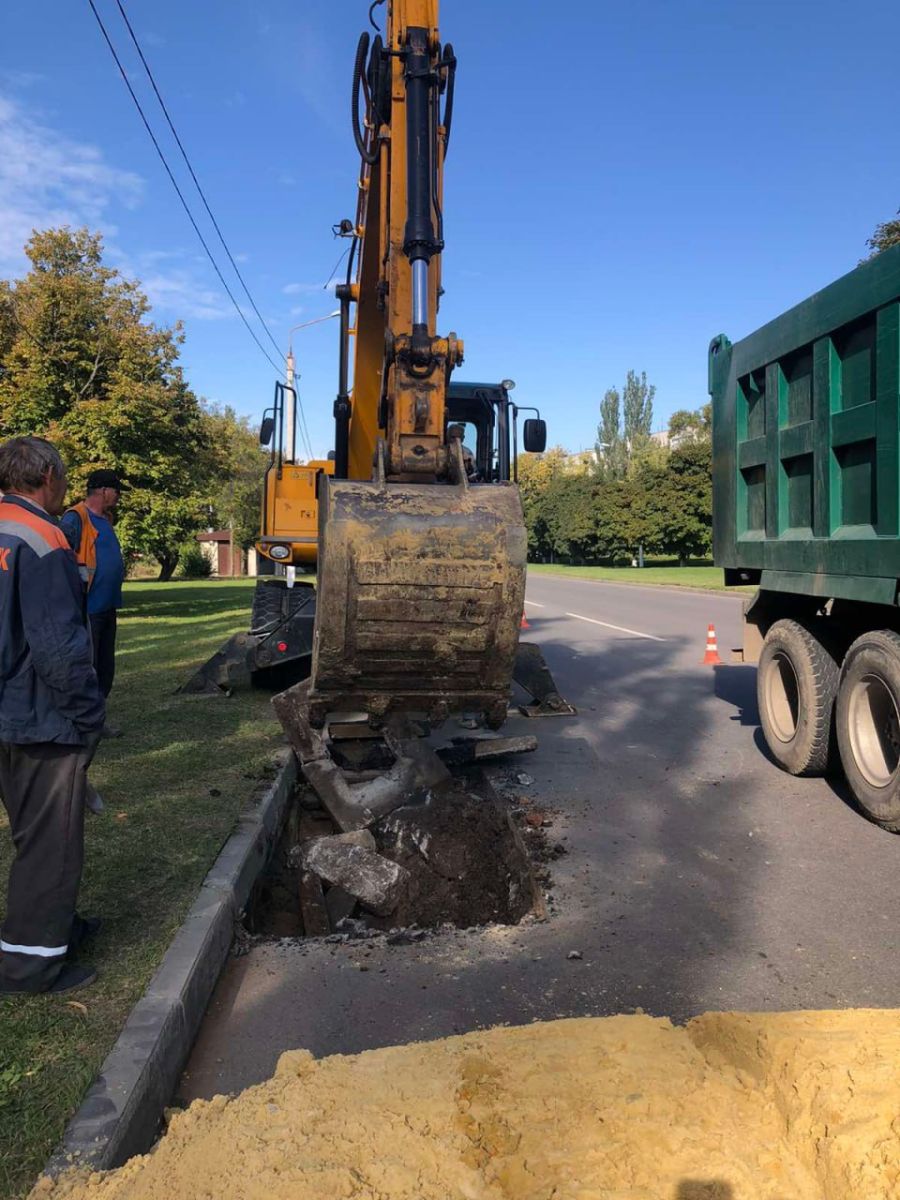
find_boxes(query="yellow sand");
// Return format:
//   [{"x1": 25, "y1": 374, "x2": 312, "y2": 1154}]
[{"x1": 35, "y1": 1010, "x2": 900, "y2": 1200}]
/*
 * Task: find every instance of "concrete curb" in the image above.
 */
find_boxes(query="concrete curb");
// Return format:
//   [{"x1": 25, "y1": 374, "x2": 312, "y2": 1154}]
[{"x1": 46, "y1": 749, "x2": 298, "y2": 1177}]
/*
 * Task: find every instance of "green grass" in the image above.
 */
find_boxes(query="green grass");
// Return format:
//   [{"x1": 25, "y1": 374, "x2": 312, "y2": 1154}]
[
  {"x1": 0, "y1": 580, "x2": 285, "y2": 1199},
  {"x1": 527, "y1": 561, "x2": 752, "y2": 592}
]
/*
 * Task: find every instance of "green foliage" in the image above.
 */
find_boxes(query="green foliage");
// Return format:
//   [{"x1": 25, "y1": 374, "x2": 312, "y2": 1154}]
[
  {"x1": 866, "y1": 210, "x2": 900, "y2": 258},
  {"x1": 517, "y1": 446, "x2": 569, "y2": 559},
  {"x1": 520, "y1": 388, "x2": 710, "y2": 566},
  {"x1": 622, "y1": 368, "x2": 654, "y2": 453},
  {"x1": 635, "y1": 439, "x2": 713, "y2": 564},
  {"x1": 0, "y1": 228, "x2": 231, "y2": 580},
  {"x1": 594, "y1": 370, "x2": 657, "y2": 481},
  {"x1": 596, "y1": 386, "x2": 624, "y2": 477},
  {"x1": 542, "y1": 472, "x2": 599, "y2": 563},
  {"x1": 203, "y1": 404, "x2": 265, "y2": 549},
  {"x1": 668, "y1": 403, "x2": 711, "y2": 443},
  {"x1": 178, "y1": 543, "x2": 214, "y2": 579}
]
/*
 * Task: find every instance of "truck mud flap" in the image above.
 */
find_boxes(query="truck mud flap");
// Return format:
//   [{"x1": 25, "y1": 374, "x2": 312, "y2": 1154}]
[{"x1": 513, "y1": 642, "x2": 576, "y2": 718}]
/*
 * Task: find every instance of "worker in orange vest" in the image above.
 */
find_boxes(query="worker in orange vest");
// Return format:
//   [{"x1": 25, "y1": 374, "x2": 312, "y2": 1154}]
[{"x1": 61, "y1": 469, "x2": 126, "y2": 737}]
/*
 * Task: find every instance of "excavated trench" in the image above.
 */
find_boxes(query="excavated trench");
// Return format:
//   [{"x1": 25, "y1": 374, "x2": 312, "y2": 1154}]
[{"x1": 249, "y1": 742, "x2": 544, "y2": 939}]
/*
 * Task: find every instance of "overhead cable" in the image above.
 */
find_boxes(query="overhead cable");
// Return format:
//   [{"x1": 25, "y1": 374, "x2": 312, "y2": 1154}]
[
  {"x1": 86, "y1": 0, "x2": 282, "y2": 377},
  {"x1": 113, "y1": 0, "x2": 284, "y2": 363}
]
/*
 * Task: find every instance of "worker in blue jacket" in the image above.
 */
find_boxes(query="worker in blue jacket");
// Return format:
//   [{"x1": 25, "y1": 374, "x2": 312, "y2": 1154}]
[{"x1": 0, "y1": 436, "x2": 105, "y2": 994}]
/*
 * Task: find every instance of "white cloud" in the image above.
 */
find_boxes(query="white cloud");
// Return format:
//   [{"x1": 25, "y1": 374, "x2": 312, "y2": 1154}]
[
  {"x1": 282, "y1": 281, "x2": 328, "y2": 296},
  {"x1": 141, "y1": 269, "x2": 234, "y2": 321},
  {"x1": 289, "y1": 305, "x2": 306, "y2": 317},
  {"x1": 0, "y1": 93, "x2": 143, "y2": 271}
]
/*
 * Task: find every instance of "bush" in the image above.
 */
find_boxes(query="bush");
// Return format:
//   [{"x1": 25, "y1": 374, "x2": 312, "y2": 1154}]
[{"x1": 178, "y1": 543, "x2": 214, "y2": 579}]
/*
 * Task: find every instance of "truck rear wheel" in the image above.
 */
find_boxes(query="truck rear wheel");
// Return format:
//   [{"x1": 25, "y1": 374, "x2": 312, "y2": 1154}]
[
  {"x1": 836, "y1": 630, "x2": 900, "y2": 831},
  {"x1": 757, "y1": 619, "x2": 838, "y2": 775}
]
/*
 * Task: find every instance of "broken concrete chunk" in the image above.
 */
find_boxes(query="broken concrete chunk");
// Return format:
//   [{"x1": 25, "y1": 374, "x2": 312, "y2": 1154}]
[
  {"x1": 303, "y1": 839, "x2": 410, "y2": 917},
  {"x1": 324, "y1": 885, "x2": 358, "y2": 929},
  {"x1": 298, "y1": 870, "x2": 330, "y2": 938},
  {"x1": 324, "y1": 829, "x2": 377, "y2": 852}
]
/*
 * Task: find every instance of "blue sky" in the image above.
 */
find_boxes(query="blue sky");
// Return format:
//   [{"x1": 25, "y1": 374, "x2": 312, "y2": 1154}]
[{"x1": 1, "y1": 0, "x2": 898, "y2": 456}]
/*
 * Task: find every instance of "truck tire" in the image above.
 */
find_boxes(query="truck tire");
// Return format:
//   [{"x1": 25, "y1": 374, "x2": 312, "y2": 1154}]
[
  {"x1": 757, "y1": 619, "x2": 839, "y2": 776},
  {"x1": 836, "y1": 630, "x2": 900, "y2": 831}
]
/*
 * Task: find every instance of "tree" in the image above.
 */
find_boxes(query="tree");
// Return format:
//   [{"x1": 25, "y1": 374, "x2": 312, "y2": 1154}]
[
  {"x1": 517, "y1": 445, "x2": 569, "y2": 560},
  {"x1": 595, "y1": 386, "x2": 624, "y2": 478},
  {"x1": 0, "y1": 227, "x2": 216, "y2": 579},
  {"x1": 622, "y1": 369, "x2": 654, "y2": 450},
  {"x1": 668, "y1": 403, "x2": 711, "y2": 445},
  {"x1": 541, "y1": 472, "x2": 598, "y2": 563},
  {"x1": 595, "y1": 371, "x2": 657, "y2": 481},
  {"x1": 644, "y1": 439, "x2": 712, "y2": 565},
  {"x1": 866, "y1": 209, "x2": 900, "y2": 258},
  {"x1": 204, "y1": 405, "x2": 265, "y2": 553}
]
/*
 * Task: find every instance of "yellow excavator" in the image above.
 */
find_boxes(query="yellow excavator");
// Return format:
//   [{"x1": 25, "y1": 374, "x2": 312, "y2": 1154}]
[{"x1": 183, "y1": 0, "x2": 569, "y2": 721}]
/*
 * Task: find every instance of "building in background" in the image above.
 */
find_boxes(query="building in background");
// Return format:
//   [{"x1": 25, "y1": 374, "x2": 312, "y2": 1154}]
[{"x1": 195, "y1": 531, "x2": 257, "y2": 577}]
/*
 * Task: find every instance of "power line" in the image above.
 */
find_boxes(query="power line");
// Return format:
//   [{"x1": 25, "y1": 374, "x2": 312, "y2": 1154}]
[
  {"x1": 86, "y1": 0, "x2": 282, "y2": 377},
  {"x1": 113, "y1": 0, "x2": 284, "y2": 363}
]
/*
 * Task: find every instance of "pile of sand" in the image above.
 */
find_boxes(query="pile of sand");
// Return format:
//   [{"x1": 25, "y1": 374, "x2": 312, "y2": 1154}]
[{"x1": 35, "y1": 1010, "x2": 900, "y2": 1199}]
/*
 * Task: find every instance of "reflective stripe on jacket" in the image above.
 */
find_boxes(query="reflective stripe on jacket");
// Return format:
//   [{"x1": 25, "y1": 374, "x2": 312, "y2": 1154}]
[{"x1": 64, "y1": 501, "x2": 98, "y2": 589}]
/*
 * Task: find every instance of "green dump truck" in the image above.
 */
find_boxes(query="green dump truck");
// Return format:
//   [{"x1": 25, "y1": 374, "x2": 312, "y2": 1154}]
[{"x1": 711, "y1": 242, "x2": 900, "y2": 829}]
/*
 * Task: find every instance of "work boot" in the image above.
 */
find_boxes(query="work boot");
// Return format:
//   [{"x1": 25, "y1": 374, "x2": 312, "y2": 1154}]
[
  {"x1": 85, "y1": 784, "x2": 105, "y2": 814},
  {"x1": 101, "y1": 723, "x2": 123, "y2": 739},
  {"x1": 0, "y1": 963, "x2": 98, "y2": 996},
  {"x1": 69, "y1": 915, "x2": 103, "y2": 954}
]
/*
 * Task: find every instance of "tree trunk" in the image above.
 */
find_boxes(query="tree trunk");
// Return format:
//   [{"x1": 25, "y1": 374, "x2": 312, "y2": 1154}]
[{"x1": 157, "y1": 551, "x2": 179, "y2": 582}]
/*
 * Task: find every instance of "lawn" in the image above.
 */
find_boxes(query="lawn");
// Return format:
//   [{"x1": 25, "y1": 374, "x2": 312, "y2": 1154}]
[
  {"x1": 527, "y1": 561, "x2": 752, "y2": 592},
  {"x1": 0, "y1": 580, "x2": 285, "y2": 1200}
]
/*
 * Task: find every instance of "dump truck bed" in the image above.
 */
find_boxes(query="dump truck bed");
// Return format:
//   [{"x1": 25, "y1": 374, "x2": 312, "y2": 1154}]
[{"x1": 711, "y1": 242, "x2": 900, "y2": 605}]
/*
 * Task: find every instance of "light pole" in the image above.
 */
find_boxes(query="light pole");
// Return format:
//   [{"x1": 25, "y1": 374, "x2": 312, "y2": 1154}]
[{"x1": 284, "y1": 310, "x2": 340, "y2": 462}]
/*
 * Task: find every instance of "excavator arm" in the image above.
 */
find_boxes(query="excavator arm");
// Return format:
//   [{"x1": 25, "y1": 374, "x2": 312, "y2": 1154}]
[{"x1": 309, "y1": 0, "x2": 527, "y2": 728}]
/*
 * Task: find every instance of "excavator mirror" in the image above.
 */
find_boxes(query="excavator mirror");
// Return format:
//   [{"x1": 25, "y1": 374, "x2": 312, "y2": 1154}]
[
  {"x1": 259, "y1": 415, "x2": 275, "y2": 447},
  {"x1": 523, "y1": 418, "x2": 547, "y2": 454}
]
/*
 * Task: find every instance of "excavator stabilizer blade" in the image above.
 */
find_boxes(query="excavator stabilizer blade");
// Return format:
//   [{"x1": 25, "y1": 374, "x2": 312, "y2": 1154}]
[{"x1": 309, "y1": 479, "x2": 526, "y2": 728}]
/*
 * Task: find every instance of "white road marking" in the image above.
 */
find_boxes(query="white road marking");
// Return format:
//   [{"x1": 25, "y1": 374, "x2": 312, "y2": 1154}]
[
  {"x1": 523, "y1": 599, "x2": 545, "y2": 608},
  {"x1": 564, "y1": 611, "x2": 665, "y2": 642}
]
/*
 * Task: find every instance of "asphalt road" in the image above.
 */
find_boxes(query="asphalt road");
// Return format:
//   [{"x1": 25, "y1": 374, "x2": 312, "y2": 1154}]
[{"x1": 180, "y1": 574, "x2": 900, "y2": 1101}]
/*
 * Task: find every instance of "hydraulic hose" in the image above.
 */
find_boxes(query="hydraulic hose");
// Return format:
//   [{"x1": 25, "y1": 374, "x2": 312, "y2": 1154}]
[
  {"x1": 352, "y1": 32, "x2": 378, "y2": 166},
  {"x1": 441, "y1": 44, "x2": 456, "y2": 156}
]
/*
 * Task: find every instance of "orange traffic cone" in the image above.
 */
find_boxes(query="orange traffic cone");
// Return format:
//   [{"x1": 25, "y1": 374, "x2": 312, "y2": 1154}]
[
  {"x1": 702, "y1": 623, "x2": 721, "y2": 666},
  {"x1": 521, "y1": 611, "x2": 530, "y2": 630}
]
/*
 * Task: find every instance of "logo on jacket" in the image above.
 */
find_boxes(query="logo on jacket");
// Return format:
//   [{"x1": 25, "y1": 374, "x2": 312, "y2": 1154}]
[{"x1": 0, "y1": 548, "x2": 9, "y2": 571}]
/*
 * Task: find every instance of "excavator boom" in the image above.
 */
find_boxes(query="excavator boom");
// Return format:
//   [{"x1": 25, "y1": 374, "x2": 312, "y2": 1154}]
[{"x1": 309, "y1": 0, "x2": 527, "y2": 727}]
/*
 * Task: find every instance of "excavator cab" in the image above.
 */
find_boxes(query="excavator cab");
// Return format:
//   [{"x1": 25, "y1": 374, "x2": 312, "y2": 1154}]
[{"x1": 257, "y1": 381, "x2": 333, "y2": 573}]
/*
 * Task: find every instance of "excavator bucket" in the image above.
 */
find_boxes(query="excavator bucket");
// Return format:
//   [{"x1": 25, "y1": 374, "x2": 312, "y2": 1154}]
[{"x1": 308, "y1": 478, "x2": 527, "y2": 729}]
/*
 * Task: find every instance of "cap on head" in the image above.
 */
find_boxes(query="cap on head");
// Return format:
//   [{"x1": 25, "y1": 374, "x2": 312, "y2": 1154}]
[{"x1": 87, "y1": 468, "x2": 125, "y2": 492}]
